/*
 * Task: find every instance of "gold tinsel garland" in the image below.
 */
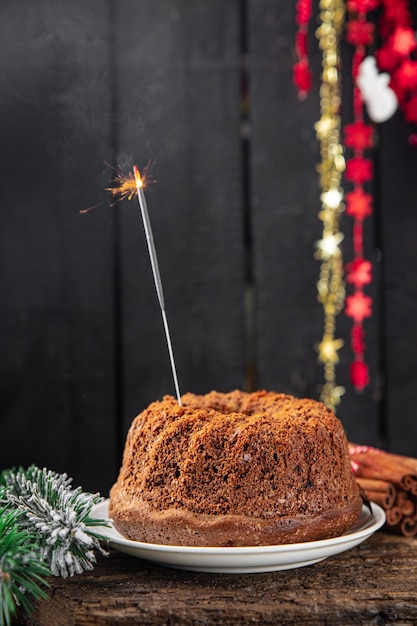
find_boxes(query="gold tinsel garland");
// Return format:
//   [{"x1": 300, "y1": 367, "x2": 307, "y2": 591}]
[{"x1": 314, "y1": 0, "x2": 346, "y2": 411}]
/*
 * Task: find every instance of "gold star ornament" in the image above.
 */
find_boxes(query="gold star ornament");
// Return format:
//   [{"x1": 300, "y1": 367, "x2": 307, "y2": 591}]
[{"x1": 317, "y1": 335, "x2": 344, "y2": 364}]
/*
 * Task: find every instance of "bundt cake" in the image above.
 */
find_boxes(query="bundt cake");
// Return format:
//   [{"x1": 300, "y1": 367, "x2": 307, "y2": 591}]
[{"x1": 109, "y1": 390, "x2": 362, "y2": 546}]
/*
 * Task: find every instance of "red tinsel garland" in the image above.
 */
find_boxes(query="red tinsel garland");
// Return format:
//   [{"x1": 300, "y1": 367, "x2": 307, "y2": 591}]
[
  {"x1": 343, "y1": 2, "x2": 375, "y2": 391},
  {"x1": 294, "y1": 0, "x2": 313, "y2": 98}
]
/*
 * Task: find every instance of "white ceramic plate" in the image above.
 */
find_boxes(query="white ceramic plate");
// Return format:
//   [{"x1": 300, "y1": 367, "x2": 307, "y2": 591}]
[{"x1": 91, "y1": 500, "x2": 385, "y2": 574}]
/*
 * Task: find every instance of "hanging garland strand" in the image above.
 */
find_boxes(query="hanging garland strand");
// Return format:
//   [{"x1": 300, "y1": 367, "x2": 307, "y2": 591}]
[
  {"x1": 343, "y1": 0, "x2": 377, "y2": 391},
  {"x1": 341, "y1": 0, "x2": 415, "y2": 389},
  {"x1": 314, "y1": 0, "x2": 347, "y2": 411},
  {"x1": 295, "y1": 0, "x2": 346, "y2": 412},
  {"x1": 294, "y1": 0, "x2": 417, "y2": 406},
  {"x1": 314, "y1": 0, "x2": 347, "y2": 410}
]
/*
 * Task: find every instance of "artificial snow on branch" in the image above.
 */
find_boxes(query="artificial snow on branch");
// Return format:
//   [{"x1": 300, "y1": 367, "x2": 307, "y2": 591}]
[
  {"x1": 1, "y1": 466, "x2": 109, "y2": 577},
  {"x1": 0, "y1": 465, "x2": 110, "y2": 625},
  {"x1": 0, "y1": 508, "x2": 50, "y2": 626}
]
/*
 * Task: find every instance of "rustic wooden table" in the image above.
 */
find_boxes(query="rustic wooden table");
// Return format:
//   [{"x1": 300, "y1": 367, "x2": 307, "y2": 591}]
[{"x1": 21, "y1": 531, "x2": 417, "y2": 625}]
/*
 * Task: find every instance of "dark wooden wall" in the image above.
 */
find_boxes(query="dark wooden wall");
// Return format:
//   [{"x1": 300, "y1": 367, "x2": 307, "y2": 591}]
[{"x1": 1, "y1": 0, "x2": 416, "y2": 495}]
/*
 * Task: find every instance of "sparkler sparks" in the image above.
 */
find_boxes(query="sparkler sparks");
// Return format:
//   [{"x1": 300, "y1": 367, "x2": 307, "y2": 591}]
[
  {"x1": 80, "y1": 161, "x2": 153, "y2": 214},
  {"x1": 106, "y1": 169, "x2": 138, "y2": 203}
]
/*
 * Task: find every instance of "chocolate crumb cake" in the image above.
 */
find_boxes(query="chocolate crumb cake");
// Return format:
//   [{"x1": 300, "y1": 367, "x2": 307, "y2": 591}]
[{"x1": 109, "y1": 390, "x2": 362, "y2": 546}]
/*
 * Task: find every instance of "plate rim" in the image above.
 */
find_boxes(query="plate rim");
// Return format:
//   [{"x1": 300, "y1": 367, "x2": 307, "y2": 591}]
[{"x1": 92, "y1": 499, "x2": 385, "y2": 555}]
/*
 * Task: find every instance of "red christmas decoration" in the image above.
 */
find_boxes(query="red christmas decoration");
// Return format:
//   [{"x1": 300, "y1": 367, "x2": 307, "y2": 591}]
[
  {"x1": 346, "y1": 258, "x2": 373, "y2": 287},
  {"x1": 296, "y1": 31, "x2": 308, "y2": 57},
  {"x1": 389, "y1": 26, "x2": 417, "y2": 57},
  {"x1": 293, "y1": 0, "x2": 313, "y2": 99},
  {"x1": 293, "y1": 0, "x2": 417, "y2": 400},
  {"x1": 382, "y1": 2, "x2": 411, "y2": 26},
  {"x1": 346, "y1": 20, "x2": 375, "y2": 46},
  {"x1": 343, "y1": 0, "x2": 417, "y2": 394},
  {"x1": 345, "y1": 188, "x2": 373, "y2": 220},
  {"x1": 350, "y1": 359, "x2": 370, "y2": 390},
  {"x1": 346, "y1": 0, "x2": 379, "y2": 12},
  {"x1": 345, "y1": 292, "x2": 373, "y2": 322},
  {"x1": 344, "y1": 122, "x2": 373, "y2": 150},
  {"x1": 345, "y1": 157, "x2": 373, "y2": 184},
  {"x1": 295, "y1": 0, "x2": 312, "y2": 24},
  {"x1": 293, "y1": 60, "x2": 313, "y2": 95},
  {"x1": 375, "y1": 46, "x2": 402, "y2": 73},
  {"x1": 342, "y1": 0, "x2": 378, "y2": 392},
  {"x1": 372, "y1": 1, "x2": 417, "y2": 137},
  {"x1": 393, "y1": 60, "x2": 417, "y2": 92}
]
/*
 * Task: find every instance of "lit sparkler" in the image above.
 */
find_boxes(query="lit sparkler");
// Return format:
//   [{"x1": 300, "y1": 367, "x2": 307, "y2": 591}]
[
  {"x1": 132, "y1": 166, "x2": 182, "y2": 406},
  {"x1": 81, "y1": 162, "x2": 182, "y2": 406}
]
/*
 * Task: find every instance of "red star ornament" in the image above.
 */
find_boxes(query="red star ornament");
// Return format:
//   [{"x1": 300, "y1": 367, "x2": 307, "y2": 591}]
[
  {"x1": 346, "y1": 20, "x2": 375, "y2": 46},
  {"x1": 295, "y1": 0, "x2": 312, "y2": 25},
  {"x1": 346, "y1": 258, "x2": 372, "y2": 287},
  {"x1": 345, "y1": 188, "x2": 373, "y2": 220},
  {"x1": 389, "y1": 26, "x2": 417, "y2": 58},
  {"x1": 345, "y1": 292, "x2": 373, "y2": 322},
  {"x1": 293, "y1": 60, "x2": 312, "y2": 95},
  {"x1": 344, "y1": 122, "x2": 373, "y2": 150},
  {"x1": 350, "y1": 359, "x2": 370, "y2": 390},
  {"x1": 345, "y1": 157, "x2": 373, "y2": 184}
]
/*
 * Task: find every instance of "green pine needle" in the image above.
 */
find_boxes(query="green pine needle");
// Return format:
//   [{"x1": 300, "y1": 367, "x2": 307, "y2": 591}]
[
  {"x1": 0, "y1": 465, "x2": 111, "y2": 624},
  {"x1": 0, "y1": 508, "x2": 50, "y2": 626},
  {"x1": 0, "y1": 465, "x2": 110, "y2": 578}
]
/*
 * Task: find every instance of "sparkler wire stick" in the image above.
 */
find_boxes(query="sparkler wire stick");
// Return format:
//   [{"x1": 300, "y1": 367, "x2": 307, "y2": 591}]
[{"x1": 133, "y1": 166, "x2": 182, "y2": 405}]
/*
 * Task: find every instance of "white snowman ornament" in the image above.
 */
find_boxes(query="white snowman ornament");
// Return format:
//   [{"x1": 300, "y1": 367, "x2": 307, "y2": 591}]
[{"x1": 356, "y1": 56, "x2": 398, "y2": 123}]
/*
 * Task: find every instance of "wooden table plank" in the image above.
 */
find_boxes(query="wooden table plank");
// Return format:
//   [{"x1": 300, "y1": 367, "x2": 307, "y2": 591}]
[{"x1": 21, "y1": 532, "x2": 417, "y2": 625}]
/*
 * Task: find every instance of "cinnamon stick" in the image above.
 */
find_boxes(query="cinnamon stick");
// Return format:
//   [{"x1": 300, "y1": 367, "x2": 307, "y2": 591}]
[
  {"x1": 401, "y1": 475, "x2": 417, "y2": 495},
  {"x1": 395, "y1": 491, "x2": 415, "y2": 517},
  {"x1": 385, "y1": 506, "x2": 402, "y2": 526},
  {"x1": 376, "y1": 450, "x2": 417, "y2": 476},
  {"x1": 349, "y1": 444, "x2": 417, "y2": 487},
  {"x1": 401, "y1": 516, "x2": 417, "y2": 537},
  {"x1": 386, "y1": 515, "x2": 417, "y2": 538},
  {"x1": 348, "y1": 443, "x2": 417, "y2": 537},
  {"x1": 355, "y1": 477, "x2": 396, "y2": 510}
]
